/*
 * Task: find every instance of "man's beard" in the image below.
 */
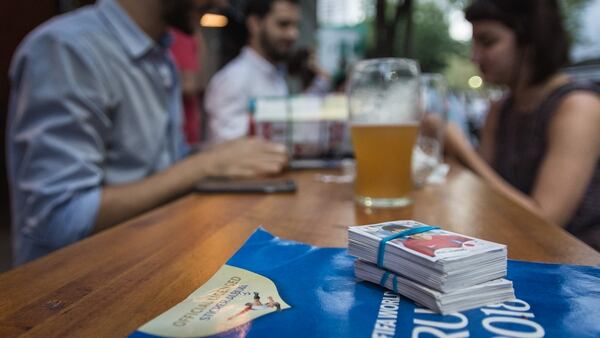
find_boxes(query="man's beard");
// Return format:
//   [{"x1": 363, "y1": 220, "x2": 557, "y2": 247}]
[
  {"x1": 259, "y1": 28, "x2": 292, "y2": 62},
  {"x1": 163, "y1": 0, "x2": 196, "y2": 35}
]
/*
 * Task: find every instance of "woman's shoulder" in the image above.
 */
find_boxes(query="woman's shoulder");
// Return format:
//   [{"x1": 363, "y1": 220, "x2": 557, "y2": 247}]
[
  {"x1": 530, "y1": 78, "x2": 600, "y2": 129},
  {"x1": 554, "y1": 90, "x2": 600, "y2": 124},
  {"x1": 547, "y1": 78, "x2": 600, "y2": 107},
  {"x1": 549, "y1": 81, "x2": 600, "y2": 140},
  {"x1": 552, "y1": 80, "x2": 600, "y2": 116}
]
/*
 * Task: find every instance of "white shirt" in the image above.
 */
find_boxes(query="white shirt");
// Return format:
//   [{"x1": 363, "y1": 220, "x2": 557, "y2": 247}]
[{"x1": 205, "y1": 47, "x2": 288, "y2": 143}]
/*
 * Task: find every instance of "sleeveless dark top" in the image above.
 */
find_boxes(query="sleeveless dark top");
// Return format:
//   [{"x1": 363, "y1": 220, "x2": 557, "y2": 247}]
[{"x1": 493, "y1": 81, "x2": 600, "y2": 251}]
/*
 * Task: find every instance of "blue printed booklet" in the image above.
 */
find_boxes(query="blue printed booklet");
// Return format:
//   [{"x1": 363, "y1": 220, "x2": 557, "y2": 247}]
[{"x1": 130, "y1": 228, "x2": 600, "y2": 338}]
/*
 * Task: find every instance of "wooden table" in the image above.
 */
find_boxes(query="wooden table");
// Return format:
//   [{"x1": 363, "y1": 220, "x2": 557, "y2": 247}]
[{"x1": 1, "y1": 165, "x2": 599, "y2": 337}]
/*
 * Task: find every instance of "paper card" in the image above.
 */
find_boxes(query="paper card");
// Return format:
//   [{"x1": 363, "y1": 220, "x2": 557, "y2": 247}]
[
  {"x1": 351, "y1": 220, "x2": 505, "y2": 262},
  {"x1": 137, "y1": 265, "x2": 290, "y2": 338}
]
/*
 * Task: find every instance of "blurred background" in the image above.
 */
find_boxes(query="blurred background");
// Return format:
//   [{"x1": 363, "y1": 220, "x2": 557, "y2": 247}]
[{"x1": 1, "y1": 0, "x2": 599, "y2": 271}]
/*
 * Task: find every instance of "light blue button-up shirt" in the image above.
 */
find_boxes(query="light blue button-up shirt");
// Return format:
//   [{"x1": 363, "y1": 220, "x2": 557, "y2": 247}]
[{"x1": 7, "y1": 0, "x2": 185, "y2": 265}]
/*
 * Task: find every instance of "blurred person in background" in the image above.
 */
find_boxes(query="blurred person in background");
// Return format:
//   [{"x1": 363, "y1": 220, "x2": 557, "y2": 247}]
[
  {"x1": 204, "y1": 0, "x2": 329, "y2": 144},
  {"x1": 6, "y1": 0, "x2": 287, "y2": 265},
  {"x1": 445, "y1": 0, "x2": 600, "y2": 250},
  {"x1": 170, "y1": 0, "x2": 229, "y2": 146},
  {"x1": 204, "y1": 0, "x2": 300, "y2": 144},
  {"x1": 170, "y1": 20, "x2": 205, "y2": 146},
  {"x1": 286, "y1": 46, "x2": 331, "y2": 94}
]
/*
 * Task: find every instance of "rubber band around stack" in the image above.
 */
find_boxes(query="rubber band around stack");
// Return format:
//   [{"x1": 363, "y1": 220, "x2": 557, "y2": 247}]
[
  {"x1": 376, "y1": 225, "x2": 440, "y2": 268},
  {"x1": 379, "y1": 271, "x2": 400, "y2": 292},
  {"x1": 377, "y1": 226, "x2": 439, "y2": 290}
]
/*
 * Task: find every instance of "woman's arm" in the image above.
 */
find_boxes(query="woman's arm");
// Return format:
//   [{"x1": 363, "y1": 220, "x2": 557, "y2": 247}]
[
  {"x1": 529, "y1": 92, "x2": 600, "y2": 226},
  {"x1": 445, "y1": 92, "x2": 600, "y2": 227},
  {"x1": 444, "y1": 99, "x2": 501, "y2": 165},
  {"x1": 445, "y1": 120, "x2": 544, "y2": 218}
]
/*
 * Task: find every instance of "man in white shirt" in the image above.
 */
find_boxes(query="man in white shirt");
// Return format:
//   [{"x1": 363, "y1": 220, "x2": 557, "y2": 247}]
[{"x1": 205, "y1": 0, "x2": 300, "y2": 144}]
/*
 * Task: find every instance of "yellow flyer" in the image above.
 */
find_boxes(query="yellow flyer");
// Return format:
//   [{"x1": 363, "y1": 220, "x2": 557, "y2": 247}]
[{"x1": 137, "y1": 265, "x2": 290, "y2": 338}]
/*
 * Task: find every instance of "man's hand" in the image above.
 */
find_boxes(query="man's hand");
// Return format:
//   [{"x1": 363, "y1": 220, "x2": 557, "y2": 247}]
[{"x1": 200, "y1": 137, "x2": 288, "y2": 178}]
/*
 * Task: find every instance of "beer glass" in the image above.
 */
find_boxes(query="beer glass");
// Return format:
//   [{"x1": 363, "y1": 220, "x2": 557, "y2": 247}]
[{"x1": 348, "y1": 58, "x2": 421, "y2": 208}]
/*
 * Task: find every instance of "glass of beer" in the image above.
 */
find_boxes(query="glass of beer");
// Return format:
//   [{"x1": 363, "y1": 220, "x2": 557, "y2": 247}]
[{"x1": 348, "y1": 58, "x2": 421, "y2": 208}]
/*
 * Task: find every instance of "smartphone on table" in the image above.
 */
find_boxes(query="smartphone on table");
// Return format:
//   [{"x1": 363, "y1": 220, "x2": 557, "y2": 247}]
[{"x1": 194, "y1": 178, "x2": 296, "y2": 194}]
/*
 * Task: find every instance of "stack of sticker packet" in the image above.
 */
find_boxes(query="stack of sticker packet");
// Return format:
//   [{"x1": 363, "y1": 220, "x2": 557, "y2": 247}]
[{"x1": 348, "y1": 220, "x2": 515, "y2": 314}]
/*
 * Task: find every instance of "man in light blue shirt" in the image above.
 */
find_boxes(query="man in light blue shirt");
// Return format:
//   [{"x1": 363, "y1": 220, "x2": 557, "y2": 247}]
[{"x1": 7, "y1": 0, "x2": 287, "y2": 265}]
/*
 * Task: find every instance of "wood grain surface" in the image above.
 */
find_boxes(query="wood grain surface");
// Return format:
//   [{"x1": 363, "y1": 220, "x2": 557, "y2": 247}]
[{"x1": 1, "y1": 165, "x2": 598, "y2": 337}]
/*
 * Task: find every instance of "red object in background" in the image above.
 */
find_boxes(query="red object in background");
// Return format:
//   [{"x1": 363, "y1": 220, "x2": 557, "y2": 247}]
[
  {"x1": 170, "y1": 28, "x2": 201, "y2": 145},
  {"x1": 248, "y1": 114, "x2": 256, "y2": 137}
]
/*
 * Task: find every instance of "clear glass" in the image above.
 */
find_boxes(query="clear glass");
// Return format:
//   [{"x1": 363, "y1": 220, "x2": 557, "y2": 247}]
[
  {"x1": 348, "y1": 58, "x2": 421, "y2": 208},
  {"x1": 412, "y1": 73, "x2": 449, "y2": 187}
]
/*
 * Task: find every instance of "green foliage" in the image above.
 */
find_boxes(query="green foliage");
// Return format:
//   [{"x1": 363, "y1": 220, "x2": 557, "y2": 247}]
[
  {"x1": 366, "y1": 0, "x2": 592, "y2": 85},
  {"x1": 447, "y1": 0, "x2": 469, "y2": 8},
  {"x1": 419, "y1": 0, "x2": 593, "y2": 87},
  {"x1": 443, "y1": 54, "x2": 479, "y2": 90},
  {"x1": 560, "y1": 0, "x2": 593, "y2": 44},
  {"x1": 409, "y1": 1, "x2": 467, "y2": 72}
]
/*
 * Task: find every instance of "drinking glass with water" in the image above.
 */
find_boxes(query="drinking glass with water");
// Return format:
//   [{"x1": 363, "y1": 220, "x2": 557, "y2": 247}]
[{"x1": 413, "y1": 73, "x2": 449, "y2": 187}]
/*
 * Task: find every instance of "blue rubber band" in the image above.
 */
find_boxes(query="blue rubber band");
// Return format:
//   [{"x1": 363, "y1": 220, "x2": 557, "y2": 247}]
[
  {"x1": 377, "y1": 225, "x2": 440, "y2": 268},
  {"x1": 380, "y1": 272, "x2": 400, "y2": 293},
  {"x1": 380, "y1": 271, "x2": 391, "y2": 287}
]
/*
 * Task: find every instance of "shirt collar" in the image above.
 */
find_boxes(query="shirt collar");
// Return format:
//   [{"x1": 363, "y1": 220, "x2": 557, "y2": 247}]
[
  {"x1": 97, "y1": 0, "x2": 169, "y2": 59},
  {"x1": 241, "y1": 47, "x2": 284, "y2": 77}
]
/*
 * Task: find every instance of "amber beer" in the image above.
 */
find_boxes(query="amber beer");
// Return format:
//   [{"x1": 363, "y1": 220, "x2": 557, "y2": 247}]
[{"x1": 351, "y1": 123, "x2": 420, "y2": 206}]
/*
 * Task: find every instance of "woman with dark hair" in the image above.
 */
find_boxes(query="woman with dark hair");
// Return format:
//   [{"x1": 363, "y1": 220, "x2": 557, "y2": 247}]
[{"x1": 445, "y1": 0, "x2": 600, "y2": 250}]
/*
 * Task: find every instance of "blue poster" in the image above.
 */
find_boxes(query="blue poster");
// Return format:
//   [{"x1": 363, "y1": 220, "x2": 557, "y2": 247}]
[{"x1": 131, "y1": 228, "x2": 600, "y2": 338}]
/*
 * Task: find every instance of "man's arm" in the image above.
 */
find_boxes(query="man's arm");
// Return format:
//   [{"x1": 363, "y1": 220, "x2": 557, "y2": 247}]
[
  {"x1": 8, "y1": 31, "x2": 287, "y2": 264},
  {"x1": 303, "y1": 54, "x2": 331, "y2": 95},
  {"x1": 7, "y1": 32, "x2": 114, "y2": 260},
  {"x1": 95, "y1": 138, "x2": 287, "y2": 230}
]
